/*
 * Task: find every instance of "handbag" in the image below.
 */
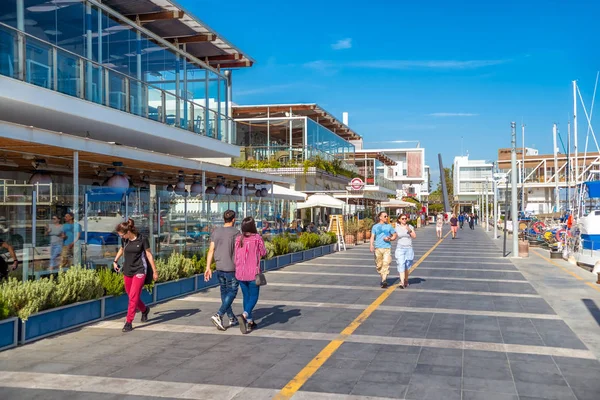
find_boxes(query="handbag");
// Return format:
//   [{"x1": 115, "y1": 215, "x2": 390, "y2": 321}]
[{"x1": 254, "y1": 240, "x2": 267, "y2": 286}]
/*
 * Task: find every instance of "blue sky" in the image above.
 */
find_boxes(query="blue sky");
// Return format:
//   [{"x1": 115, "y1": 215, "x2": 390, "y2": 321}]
[{"x1": 181, "y1": 0, "x2": 600, "y2": 183}]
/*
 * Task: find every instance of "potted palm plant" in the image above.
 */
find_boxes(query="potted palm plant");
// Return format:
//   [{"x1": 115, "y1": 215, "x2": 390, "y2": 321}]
[{"x1": 345, "y1": 220, "x2": 358, "y2": 245}]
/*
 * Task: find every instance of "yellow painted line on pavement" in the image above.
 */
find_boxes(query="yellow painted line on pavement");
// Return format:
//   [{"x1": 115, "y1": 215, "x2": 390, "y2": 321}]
[
  {"x1": 273, "y1": 232, "x2": 449, "y2": 400},
  {"x1": 531, "y1": 249, "x2": 600, "y2": 293}
]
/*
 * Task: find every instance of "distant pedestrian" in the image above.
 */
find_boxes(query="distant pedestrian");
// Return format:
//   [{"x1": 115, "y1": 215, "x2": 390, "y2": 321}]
[
  {"x1": 0, "y1": 239, "x2": 18, "y2": 281},
  {"x1": 395, "y1": 214, "x2": 416, "y2": 288},
  {"x1": 234, "y1": 217, "x2": 266, "y2": 334},
  {"x1": 370, "y1": 211, "x2": 397, "y2": 288},
  {"x1": 474, "y1": 213, "x2": 479, "y2": 225},
  {"x1": 450, "y1": 213, "x2": 459, "y2": 239},
  {"x1": 469, "y1": 214, "x2": 475, "y2": 230},
  {"x1": 45, "y1": 215, "x2": 64, "y2": 271},
  {"x1": 435, "y1": 213, "x2": 444, "y2": 239},
  {"x1": 61, "y1": 212, "x2": 81, "y2": 268},
  {"x1": 113, "y1": 219, "x2": 158, "y2": 332},
  {"x1": 204, "y1": 210, "x2": 240, "y2": 331},
  {"x1": 458, "y1": 213, "x2": 465, "y2": 229}
]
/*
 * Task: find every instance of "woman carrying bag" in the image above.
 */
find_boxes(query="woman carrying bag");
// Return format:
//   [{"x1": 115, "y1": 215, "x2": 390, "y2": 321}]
[
  {"x1": 113, "y1": 219, "x2": 158, "y2": 332},
  {"x1": 234, "y1": 217, "x2": 267, "y2": 334}
]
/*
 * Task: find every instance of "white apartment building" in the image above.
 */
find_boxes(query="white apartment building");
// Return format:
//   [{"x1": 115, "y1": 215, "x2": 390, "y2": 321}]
[{"x1": 453, "y1": 155, "x2": 493, "y2": 212}]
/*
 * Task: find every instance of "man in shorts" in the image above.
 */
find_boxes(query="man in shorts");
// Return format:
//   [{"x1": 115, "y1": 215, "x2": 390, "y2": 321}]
[
  {"x1": 370, "y1": 212, "x2": 397, "y2": 288},
  {"x1": 204, "y1": 210, "x2": 240, "y2": 331}
]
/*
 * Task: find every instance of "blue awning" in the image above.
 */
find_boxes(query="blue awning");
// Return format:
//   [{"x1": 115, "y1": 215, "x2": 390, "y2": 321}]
[
  {"x1": 584, "y1": 181, "x2": 600, "y2": 199},
  {"x1": 86, "y1": 187, "x2": 134, "y2": 202}
]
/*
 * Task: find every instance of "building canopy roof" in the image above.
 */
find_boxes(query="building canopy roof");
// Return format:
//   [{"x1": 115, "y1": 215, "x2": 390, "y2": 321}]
[
  {"x1": 232, "y1": 104, "x2": 362, "y2": 141},
  {"x1": 102, "y1": 0, "x2": 253, "y2": 69},
  {"x1": 346, "y1": 151, "x2": 396, "y2": 166}
]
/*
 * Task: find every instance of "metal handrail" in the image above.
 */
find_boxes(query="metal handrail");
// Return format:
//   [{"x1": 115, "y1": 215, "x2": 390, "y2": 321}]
[{"x1": 0, "y1": 21, "x2": 232, "y2": 141}]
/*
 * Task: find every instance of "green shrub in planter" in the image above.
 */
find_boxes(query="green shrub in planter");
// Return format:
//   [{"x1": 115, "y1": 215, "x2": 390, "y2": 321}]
[
  {"x1": 54, "y1": 266, "x2": 104, "y2": 307},
  {"x1": 289, "y1": 241, "x2": 306, "y2": 253},
  {"x1": 271, "y1": 236, "x2": 290, "y2": 256},
  {"x1": 0, "y1": 277, "x2": 57, "y2": 320},
  {"x1": 326, "y1": 231, "x2": 337, "y2": 244},
  {"x1": 0, "y1": 294, "x2": 9, "y2": 320},
  {"x1": 299, "y1": 232, "x2": 321, "y2": 249},
  {"x1": 97, "y1": 268, "x2": 125, "y2": 297},
  {"x1": 264, "y1": 241, "x2": 276, "y2": 260},
  {"x1": 319, "y1": 233, "x2": 332, "y2": 245}
]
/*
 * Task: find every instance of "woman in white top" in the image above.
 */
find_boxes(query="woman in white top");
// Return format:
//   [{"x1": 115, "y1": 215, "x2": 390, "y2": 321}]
[{"x1": 395, "y1": 214, "x2": 416, "y2": 288}]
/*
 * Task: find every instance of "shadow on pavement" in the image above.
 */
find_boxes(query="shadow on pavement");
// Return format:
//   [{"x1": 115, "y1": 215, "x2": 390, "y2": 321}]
[
  {"x1": 144, "y1": 308, "x2": 202, "y2": 327},
  {"x1": 583, "y1": 299, "x2": 600, "y2": 327},
  {"x1": 253, "y1": 305, "x2": 301, "y2": 329}
]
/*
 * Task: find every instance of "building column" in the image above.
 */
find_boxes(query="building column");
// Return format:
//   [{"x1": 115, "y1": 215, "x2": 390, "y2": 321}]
[
  {"x1": 97, "y1": 7, "x2": 103, "y2": 104},
  {"x1": 16, "y1": 0, "x2": 24, "y2": 80},
  {"x1": 149, "y1": 185, "x2": 156, "y2": 254},
  {"x1": 242, "y1": 177, "x2": 246, "y2": 218},
  {"x1": 182, "y1": 44, "x2": 188, "y2": 129},
  {"x1": 175, "y1": 54, "x2": 180, "y2": 125},
  {"x1": 205, "y1": 69, "x2": 210, "y2": 136},
  {"x1": 225, "y1": 70, "x2": 232, "y2": 143},
  {"x1": 86, "y1": 2, "x2": 93, "y2": 101},
  {"x1": 73, "y1": 151, "x2": 81, "y2": 266}
]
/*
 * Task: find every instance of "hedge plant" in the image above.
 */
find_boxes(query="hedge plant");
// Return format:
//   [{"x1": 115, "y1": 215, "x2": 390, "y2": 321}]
[
  {"x1": 97, "y1": 268, "x2": 125, "y2": 297},
  {"x1": 0, "y1": 294, "x2": 9, "y2": 320},
  {"x1": 54, "y1": 266, "x2": 104, "y2": 307},
  {"x1": 0, "y1": 277, "x2": 57, "y2": 320}
]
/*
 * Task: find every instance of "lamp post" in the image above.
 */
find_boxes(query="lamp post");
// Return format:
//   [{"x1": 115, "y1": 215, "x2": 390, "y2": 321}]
[
  {"x1": 485, "y1": 178, "x2": 489, "y2": 232},
  {"x1": 511, "y1": 122, "x2": 519, "y2": 258}
]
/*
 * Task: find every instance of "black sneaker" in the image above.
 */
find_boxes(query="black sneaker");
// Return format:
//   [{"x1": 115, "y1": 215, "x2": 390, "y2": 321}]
[
  {"x1": 240, "y1": 314, "x2": 249, "y2": 334},
  {"x1": 380, "y1": 281, "x2": 388, "y2": 288},
  {"x1": 248, "y1": 321, "x2": 257, "y2": 330},
  {"x1": 141, "y1": 306, "x2": 150, "y2": 323},
  {"x1": 228, "y1": 317, "x2": 239, "y2": 328},
  {"x1": 122, "y1": 322, "x2": 133, "y2": 332},
  {"x1": 210, "y1": 314, "x2": 226, "y2": 331}
]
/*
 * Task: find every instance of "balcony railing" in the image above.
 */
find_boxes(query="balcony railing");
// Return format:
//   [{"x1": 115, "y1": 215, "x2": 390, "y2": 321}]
[
  {"x1": 236, "y1": 145, "x2": 359, "y2": 174},
  {"x1": 0, "y1": 22, "x2": 234, "y2": 143}
]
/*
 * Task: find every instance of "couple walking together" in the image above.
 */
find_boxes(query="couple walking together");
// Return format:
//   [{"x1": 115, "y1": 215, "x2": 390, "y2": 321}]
[
  {"x1": 204, "y1": 210, "x2": 266, "y2": 334},
  {"x1": 370, "y1": 212, "x2": 416, "y2": 288}
]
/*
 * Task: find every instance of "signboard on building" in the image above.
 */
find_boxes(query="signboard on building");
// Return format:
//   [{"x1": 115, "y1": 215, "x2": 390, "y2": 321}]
[{"x1": 349, "y1": 178, "x2": 365, "y2": 190}]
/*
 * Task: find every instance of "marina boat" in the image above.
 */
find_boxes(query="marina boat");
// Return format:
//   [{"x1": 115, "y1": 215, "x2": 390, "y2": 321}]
[{"x1": 573, "y1": 181, "x2": 600, "y2": 267}]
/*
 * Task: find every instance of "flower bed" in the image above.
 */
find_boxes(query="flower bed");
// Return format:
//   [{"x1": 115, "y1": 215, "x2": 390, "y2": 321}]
[{"x1": 0, "y1": 231, "x2": 339, "y2": 348}]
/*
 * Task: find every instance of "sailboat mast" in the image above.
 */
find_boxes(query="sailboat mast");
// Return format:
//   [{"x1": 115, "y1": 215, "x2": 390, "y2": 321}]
[
  {"x1": 573, "y1": 81, "x2": 579, "y2": 186},
  {"x1": 553, "y1": 123, "x2": 559, "y2": 212},
  {"x1": 521, "y1": 123, "x2": 525, "y2": 214},
  {"x1": 567, "y1": 121, "x2": 571, "y2": 211}
]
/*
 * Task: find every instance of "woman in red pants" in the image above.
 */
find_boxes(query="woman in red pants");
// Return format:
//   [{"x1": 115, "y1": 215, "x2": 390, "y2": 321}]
[{"x1": 113, "y1": 219, "x2": 158, "y2": 332}]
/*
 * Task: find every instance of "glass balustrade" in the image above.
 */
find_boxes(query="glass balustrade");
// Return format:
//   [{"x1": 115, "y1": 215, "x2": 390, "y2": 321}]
[{"x1": 0, "y1": 22, "x2": 234, "y2": 144}]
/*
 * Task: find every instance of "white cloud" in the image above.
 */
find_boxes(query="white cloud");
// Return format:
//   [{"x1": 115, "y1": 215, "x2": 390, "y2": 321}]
[
  {"x1": 428, "y1": 113, "x2": 479, "y2": 117},
  {"x1": 349, "y1": 59, "x2": 508, "y2": 70},
  {"x1": 303, "y1": 59, "x2": 509, "y2": 72},
  {"x1": 331, "y1": 38, "x2": 352, "y2": 50}
]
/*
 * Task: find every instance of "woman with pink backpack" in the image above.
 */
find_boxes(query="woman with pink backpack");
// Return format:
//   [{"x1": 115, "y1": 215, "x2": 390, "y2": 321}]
[{"x1": 234, "y1": 217, "x2": 267, "y2": 334}]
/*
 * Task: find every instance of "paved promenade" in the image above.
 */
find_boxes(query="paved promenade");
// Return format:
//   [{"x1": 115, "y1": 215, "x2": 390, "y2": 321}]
[{"x1": 1, "y1": 225, "x2": 600, "y2": 399}]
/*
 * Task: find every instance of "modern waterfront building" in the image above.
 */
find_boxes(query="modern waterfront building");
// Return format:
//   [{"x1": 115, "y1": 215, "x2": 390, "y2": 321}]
[
  {"x1": 352, "y1": 147, "x2": 429, "y2": 203},
  {"x1": 453, "y1": 155, "x2": 494, "y2": 213},
  {"x1": 496, "y1": 148, "x2": 600, "y2": 213},
  {"x1": 0, "y1": 0, "x2": 297, "y2": 280},
  {"x1": 232, "y1": 104, "x2": 400, "y2": 221}
]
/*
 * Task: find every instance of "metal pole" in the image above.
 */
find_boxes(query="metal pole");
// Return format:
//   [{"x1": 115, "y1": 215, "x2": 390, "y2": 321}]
[
  {"x1": 510, "y1": 122, "x2": 519, "y2": 257},
  {"x1": 493, "y1": 177, "x2": 498, "y2": 239},
  {"x1": 521, "y1": 123, "x2": 525, "y2": 213},
  {"x1": 553, "y1": 123, "x2": 560, "y2": 212},
  {"x1": 503, "y1": 177, "x2": 509, "y2": 256},
  {"x1": 16, "y1": 0, "x2": 24, "y2": 80},
  {"x1": 73, "y1": 151, "x2": 81, "y2": 266},
  {"x1": 485, "y1": 179, "x2": 489, "y2": 232}
]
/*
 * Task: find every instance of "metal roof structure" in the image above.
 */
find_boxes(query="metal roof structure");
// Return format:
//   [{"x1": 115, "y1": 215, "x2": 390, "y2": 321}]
[
  {"x1": 232, "y1": 104, "x2": 362, "y2": 141},
  {"x1": 346, "y1": 151, "x2": 396, "y2": 167},
  {"x1": 101, "y1": 0, "x2": 254, "y2": 69}
]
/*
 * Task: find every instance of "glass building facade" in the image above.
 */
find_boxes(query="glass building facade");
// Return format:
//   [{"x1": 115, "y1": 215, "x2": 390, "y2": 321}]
[{"x1": 0, "y1": 0, "x2": 232, "y2": 142}]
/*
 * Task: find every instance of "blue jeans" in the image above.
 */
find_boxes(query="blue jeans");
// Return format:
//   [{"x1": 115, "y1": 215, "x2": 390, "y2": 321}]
[
  {"x1": 216, "y1": 270, "x2": 239, "y2": 318},
  {"x1": 50, "y1": 244, "x2": 62, "y2": 268},
  {"x1": 395, "y1": 247, "x2": 414, "y2": 273},
  {"x1": 239, "y1": 280, "x2": 260, "y2": 321}
]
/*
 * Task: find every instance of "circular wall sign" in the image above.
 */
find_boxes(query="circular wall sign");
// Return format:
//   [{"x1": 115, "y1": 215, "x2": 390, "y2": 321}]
[{"x1": 350, "y1": 178, "x2": 364, "y2": 190}]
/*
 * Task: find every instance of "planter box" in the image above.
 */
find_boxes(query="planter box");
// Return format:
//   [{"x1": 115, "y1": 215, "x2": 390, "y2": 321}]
[
  {"x1": 196, "y1": 274, "x2": 219, "y2": 291},
  {"x1": 155, "y1": 276, "x2": 196, "y2": 302},
  {"x1": 291, "y1": 252, "x2": 303, "y2": 263},
  {"x1": 264, "y1": 258, "x2": 278, "y2": 271},
  {"x1": 314, "y1": 246, "x2": 323, "y2": 257},
  {"x1": 278, "y1": 254, "x2": 292, "y2": 268},
  {"x1": 103, "y1": 289, "x2": 154, "y2": 318},
  {"x1": 304, "y1": 249, "x2": 315, "y2": 260},
  {"x1": 20, "y1": 299, "x2": 102, "y2": 344},
  {"x1": 0, "y1": 317, "x2": 18, "y2": 351}
]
